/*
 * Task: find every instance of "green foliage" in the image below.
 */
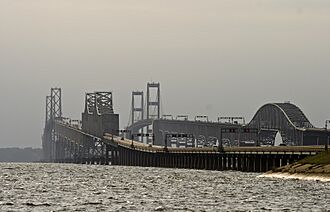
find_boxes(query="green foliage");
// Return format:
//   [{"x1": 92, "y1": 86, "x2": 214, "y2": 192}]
[{"x1": 300, "y1": 151, "x2": 330, "y2": 165}]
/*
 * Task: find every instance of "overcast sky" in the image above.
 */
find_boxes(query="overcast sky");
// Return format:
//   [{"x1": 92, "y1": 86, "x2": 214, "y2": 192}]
[{"x1": 0, "y1": 0, "x2": 329, "y2": 148}]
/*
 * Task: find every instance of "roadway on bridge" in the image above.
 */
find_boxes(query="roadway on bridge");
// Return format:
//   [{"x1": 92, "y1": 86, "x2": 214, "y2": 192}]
[{"x1": 103, "y1": 133, "x2": 324, "y2": 155}]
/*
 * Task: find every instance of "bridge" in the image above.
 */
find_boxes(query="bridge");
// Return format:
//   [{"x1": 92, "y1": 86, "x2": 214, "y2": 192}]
[
  {"x1": 42, "y1": 83, "x2": 329, "y2": 172},
  {"x1": 126, "y1": 84, "x2": 327, "y2": 147}
]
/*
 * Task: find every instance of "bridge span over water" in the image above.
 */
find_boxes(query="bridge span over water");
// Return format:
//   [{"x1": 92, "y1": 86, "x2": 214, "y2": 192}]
[
  {"x1": 127, "y1": 102, "x2": 326, "y2": 147},
  {"x1": 42, "y1": 86, "x2": 329, "y2": 172}
]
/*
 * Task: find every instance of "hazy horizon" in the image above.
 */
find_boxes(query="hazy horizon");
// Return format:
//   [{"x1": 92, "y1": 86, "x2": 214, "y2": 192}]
[{"x1": 0, "y1": 0, "x2": 329, "y2": 148}]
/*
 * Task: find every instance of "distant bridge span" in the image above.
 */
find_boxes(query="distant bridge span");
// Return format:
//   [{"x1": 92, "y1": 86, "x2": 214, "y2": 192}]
[
  {"x1": 127, "y1": 102, "x2": 326, "y2": 146},
  {"x1": 42, "y1": 86, "x2": 329, "y2": 173},
  {"x1": 126, "y1": 119, "x2": 152, "y2": 134}
]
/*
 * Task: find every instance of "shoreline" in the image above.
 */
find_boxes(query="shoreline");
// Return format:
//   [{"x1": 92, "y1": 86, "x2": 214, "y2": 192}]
[
  {"x1": 260, "y1": 161, "x2": 330, "y2": 182},
  {"x1": 260, "y1": 151, "x2": 330, "y2": 182},
  {"x1": 259, "y1": 170, "x2": 330, "y2": 182}
]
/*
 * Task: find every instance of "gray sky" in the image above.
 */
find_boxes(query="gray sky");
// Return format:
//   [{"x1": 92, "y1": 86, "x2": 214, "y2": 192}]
[{"x1": 0, "y1": 0, "x2": 329, "y2": 148}]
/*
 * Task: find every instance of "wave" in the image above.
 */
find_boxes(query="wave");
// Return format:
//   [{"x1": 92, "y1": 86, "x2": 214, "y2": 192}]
[{"x1": 258, "y1": 172, "x2": 330, "y2": 182}]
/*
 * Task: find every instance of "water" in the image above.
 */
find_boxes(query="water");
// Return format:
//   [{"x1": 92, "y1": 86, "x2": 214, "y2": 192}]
[{"x1": 0, "y1": 163, "x2": 329, "y2": 211}]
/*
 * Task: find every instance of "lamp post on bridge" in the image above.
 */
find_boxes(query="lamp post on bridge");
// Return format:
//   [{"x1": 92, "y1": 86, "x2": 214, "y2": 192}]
[{"x1": 325, "y1": 120, "x2": 330, "y2": 152}]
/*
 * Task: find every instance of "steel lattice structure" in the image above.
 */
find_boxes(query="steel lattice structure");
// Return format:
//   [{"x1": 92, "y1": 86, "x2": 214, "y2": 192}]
[
  {"x1": 41, "y1": 86, "x2": 329, "y2": 172},
  {"x1": 247, "y1": 103, "x2": 315, "y2": 145},
  {"x1": 131, "y1": 91, "x2": 144, "y2": 125},
  {"x1": 95, "y1": 92, "x2": 114, "y2": 115},
  {"x1": 43, "y1": 89, "x2": 119, "y2": 163},
  {"x1": 42, "y1": 88, "x2": 62, "y2": 161},
  {"x1": 85, "y1": 93, "x2": 96, "y2": 114}
]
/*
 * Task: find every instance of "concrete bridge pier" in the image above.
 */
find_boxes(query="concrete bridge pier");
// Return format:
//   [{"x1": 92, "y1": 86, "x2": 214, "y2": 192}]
[
  {"x1": 255, "y1": 155, "x2": 261, "y2": 172},
  {"x1": 233, "y1": 156, "x2": 238, "y2": 171},
  {"x1": 274, "y1": 155, "x2": 281, "y2": 168},
  {"x1": 208, "y1": 154, "x2": 215, "y2": 170},
  {"x1": 193, "y1": 154, "x2": 198, "y2": 169},
  {"x1": 228, "y1": 155, "x2": 233, "y2": 170},
  {"x1": 260, "y1": 155, "x2": 267, "y2": 172}
]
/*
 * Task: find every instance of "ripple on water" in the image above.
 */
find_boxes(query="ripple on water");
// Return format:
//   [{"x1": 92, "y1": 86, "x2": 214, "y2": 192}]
[{"x1": 0, "y1": 163, "x2": 330, "y2": 211}]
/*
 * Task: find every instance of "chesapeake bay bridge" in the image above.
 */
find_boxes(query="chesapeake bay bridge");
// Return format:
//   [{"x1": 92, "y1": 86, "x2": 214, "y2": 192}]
[{"x1": 42, "y1": 83, "x2": 329, "y2": 172}]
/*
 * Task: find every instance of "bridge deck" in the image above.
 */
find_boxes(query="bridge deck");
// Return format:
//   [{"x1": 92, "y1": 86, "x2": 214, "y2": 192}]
[{"x1": 103, "y1": 134, "x2": 323, "y2": 154}]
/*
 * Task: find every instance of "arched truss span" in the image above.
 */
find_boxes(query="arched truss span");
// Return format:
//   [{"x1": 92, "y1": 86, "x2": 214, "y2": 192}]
[{"x1": 248, "y1": 103, "x2": 314, "y2": 145}]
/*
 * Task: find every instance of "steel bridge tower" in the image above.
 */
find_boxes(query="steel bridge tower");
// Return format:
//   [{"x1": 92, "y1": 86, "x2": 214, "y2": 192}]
[
  {"x1": 146, "y1": 82, "x2": 160, "y2": 120},
  {"x1": 42, "y1": 88, "x2": 62, "y2": 162},
  {"x1": 130, "y1": 91, "x2": 144, "y2": 141},
  {"x1": 146, "y1": 82, "x2": 160, "y2": 143},
  {"x1": 82, "y1": 91, "x2": 118, "y2": 136},
  {"x1": 131, "y1": 91, "x2": 144, "y2": 125}
]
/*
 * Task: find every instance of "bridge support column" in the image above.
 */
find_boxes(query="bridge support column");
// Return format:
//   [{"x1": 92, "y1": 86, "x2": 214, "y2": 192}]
[
  {"x1": 165, "y1": 153, "x2": 170, "y2": 168},
  {"x1": 227, "y1": 155, "x2": 232, "y2": 170},
  {"x1": 191, "y1": 154, "x2": 195, "y2": 169},
  {"x1": 282, "y1": 155, "x2": 289, "y2": 167},
  {"x1": 267, "y1": 156, "x2": 274, "y2": 171},
  {"x1": 186, "y1": 154, "x2": 190, "y2": 169},
  {"x1": 153, "y1": 152, "x2": 156, "y2": 167},
  {"x1": 148, "y1": 152, "x2": 152, "y2": 167},
  {"x1": 232, "y1": 156, "x2": 237, "y2": 171},
  {"x1": 188, "y1": 154, "x2": 192, "y2": 169},
  {"x1": 196, "y1": 154, "x2": 201, "y2": 169},
  {"x1": 162, "y1": 153, "x2": 165, "y2": 167},
  {"x1": 135, "y1": 151, "x2": 140, "y2": 166},
  {"x1": 274, "y1": 155, "x2": 281, "y2": 169},
  {"x1": 143, "y1": 152, "x2": 148, "y2": 167},
  {"x1": 176, "y1": 154, "x2": 179, "y2": 168},
  {"x1": 120, "y1": 149, "x2": 124, "y2": 166},
  {"x1": 168, "y1": 153, "x2": 173, "y2": 168},
  {"x1": 241, "y1": 155, "x2": 247, "y2": 172},
  {"x1": 127, "y1": 149, "x2": 131, "y2": 166},
  {"x1": 113, "y1": 149, "x2": 118, "y2": 165},
  {"x1": 223, "y1": 155, "x2": 227, "y2": 170},
  {"x1": 260, "y1": 155, "x2": 266, "y2": 172},
  {"x1": 195, "y1": 154, "x2": 200, "y2": 169},
  {"x1": 110, "y1": 149, "x2": 114, "y2": 165},
  {"x1": 179, "y1": 154, "x2": 183, "y2": 168},
  {"x1": 289, "y1": 155, "x2": 296, "y2": 165},
  {"x1": 125, "y1": 149, "x2": 129, "y2": 166},
  {"x1": 177, "y1": 154, "x2": 181, "y2": 168},
  {"x1": 147, "y1": 152, "x2": 151, "y2": 167},
  {"x1": 173, "y1": 154, "x2": 177, "y2": 168},
  {"x1": 218, "y1": 154, "x2": 223, "y2": 171},
  {"x1": 118, "y1": 148, "x2": 123, "y2": 165},
  {"x1": 134, "y1": 150, "x2": 139, "y2": 166},
  {"x1": 248, "y1": 155, "x2": 254, "y2": 172},
  {"x1": 209, "y1": 154, "x2": 214, "y2": 170},
  {"x1": 142, "y1": 151, "x2": 146, "y2": 167},
  {"x1": 145, "y1": 152, "x2": 151, "y2": 167},
  {"x1": 203, "y1": 154, "x2": 207, "y2": 170},
  {"x1": 213, "y1": 154, "x2": 217, "y2": 170},
  {"x1": 163, "y1": 153, "x2": 167, "y2": 168},
  {"x1": 157, "y1": 152, "x2": 161, "y2": 167},
  {"x1": 255, "y1": 155, "x2": 261, "y2": 172},
  {"x1": 126, "y1": 149, "x2": 130, "y2": 166},
  {"x1": 131, "y1": 150, "x2": 135, "y2": 166},
  {"x1": 151, "y1": 152, "x2": 155, "y2": 167},
  {"x1": 205, "y1": 155, "x2": 210, "y2": 170},
  {"x1": 183, "y1": 154, "x2": 187, "y2": 169}
]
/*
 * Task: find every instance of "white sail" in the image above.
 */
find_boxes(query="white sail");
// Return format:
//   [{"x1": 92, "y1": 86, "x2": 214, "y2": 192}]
[{"x1": 274, "y1": 131, "x2": 283, "y2": 146}]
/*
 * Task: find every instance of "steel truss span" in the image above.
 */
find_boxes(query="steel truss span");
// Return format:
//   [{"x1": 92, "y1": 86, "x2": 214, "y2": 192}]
[
  {"x1": 42, "y1": 86, "x2": 329, "y2": 172},
  {"x1": 247, "y1": 103, "x2": 315, "y2": 146}
]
